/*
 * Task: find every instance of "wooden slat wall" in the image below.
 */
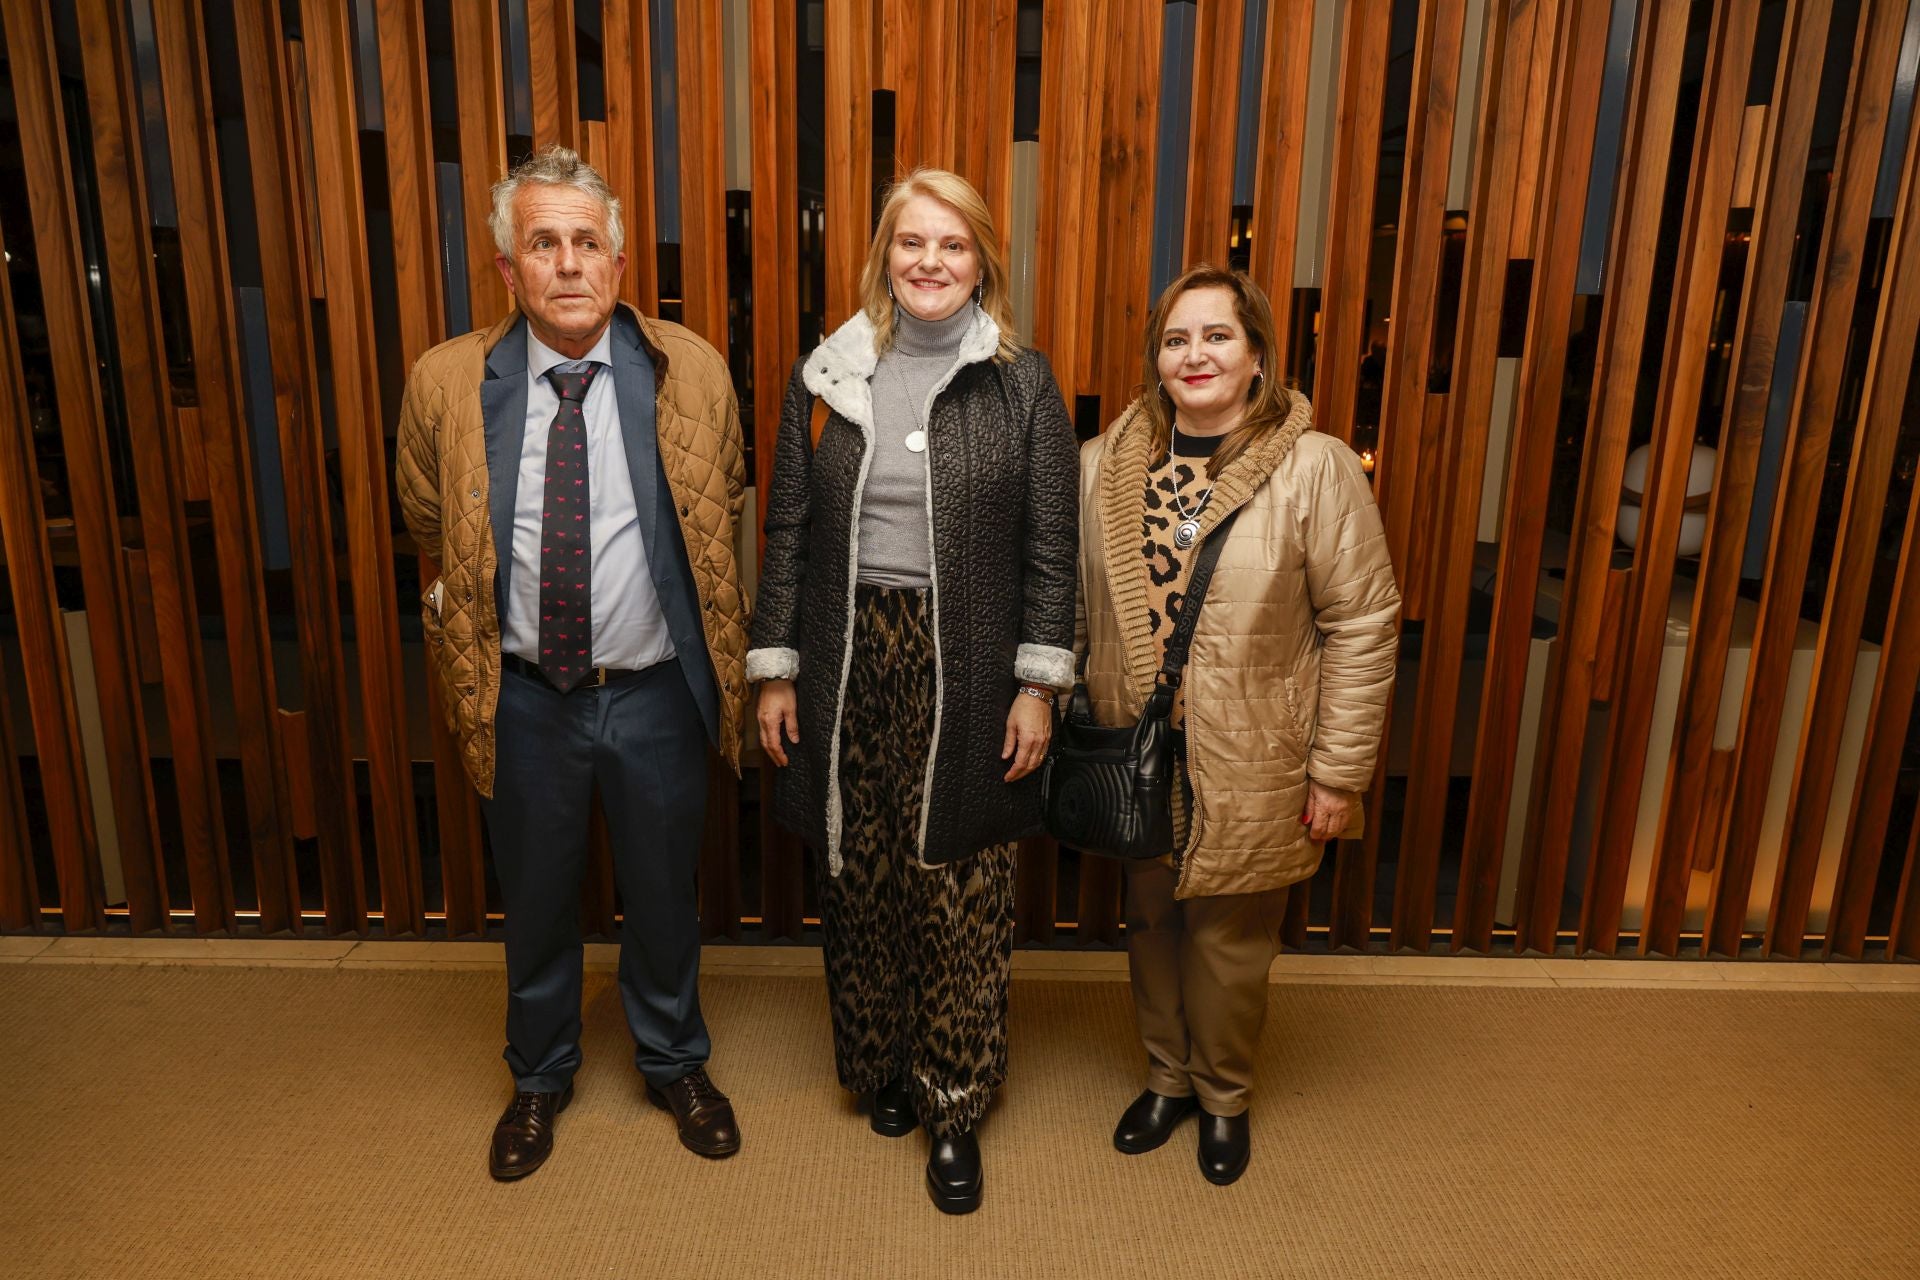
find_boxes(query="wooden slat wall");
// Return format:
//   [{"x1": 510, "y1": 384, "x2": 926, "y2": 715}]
[{"x1": 3, "y1": 0, "x2": 1916, "y2": 964}]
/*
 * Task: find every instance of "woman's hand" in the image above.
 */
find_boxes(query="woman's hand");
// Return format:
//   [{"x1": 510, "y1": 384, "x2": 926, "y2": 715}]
[
  {"x1": 1002, "y1": 687, "x2": 1054, "y2": 782},
  {"x1": 756, "y1": 679, "x2": 800, "y2": 767},
  {"x1": 1302, "y1": 780, "x2": 1354, "y2": 842}
]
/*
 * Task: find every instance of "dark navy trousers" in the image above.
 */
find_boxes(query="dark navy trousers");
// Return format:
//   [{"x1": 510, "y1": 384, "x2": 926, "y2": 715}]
[{"x1": 482, "y1": 658, "x2": 711, "y2": 1093}]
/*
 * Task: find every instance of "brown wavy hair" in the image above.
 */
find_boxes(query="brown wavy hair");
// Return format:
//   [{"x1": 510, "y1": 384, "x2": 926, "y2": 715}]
[{"x1": 1140, "y1": 264, "x2": 1292, "y2": 479}]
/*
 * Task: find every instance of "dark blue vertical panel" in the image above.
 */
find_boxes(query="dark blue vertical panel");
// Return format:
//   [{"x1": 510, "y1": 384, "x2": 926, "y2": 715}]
[
  {"x1": 236, "y1": 288, "x2": 292, "y2": 573},
  {"x1": 651, "y1": 0, "x2": 684, "y2": 245},
  {"x1": 1577, "y1": 0, "x2": 1639, "y2": 295},
  {"x1": 1232, "y1": 0, "x2": 1269, "y2": 208},
  {"x1": 1873, "y1": 0, "x2": 1920, "y2": 219},
  {"x1": 352, "y1": 0, "x2": 385, "y2": 130},
  {"x1": 1151, "y1": 0, "x2": 1198, "y2": 295},
  {"x1": 126, "y1": 0, "x2": 178, "y2": 228},
  {"x1": 1744, "y1": 300, "x2": 1808, "y2": 579},
  {"x1": 438, "y1": 160, "x2": 470, "y2": 334},
  {"x1": 503, "y1": 0, "x2": 534, "y2": 140}
]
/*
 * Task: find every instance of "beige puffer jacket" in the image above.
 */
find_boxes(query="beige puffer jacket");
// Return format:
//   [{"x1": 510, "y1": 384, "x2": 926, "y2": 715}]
[
  {"x1": 395, "y1": 306, "x2": 748, "y2": 794},
  {"x1": 1077, "y1": 392, "x2": 1399, "y2": 898}
]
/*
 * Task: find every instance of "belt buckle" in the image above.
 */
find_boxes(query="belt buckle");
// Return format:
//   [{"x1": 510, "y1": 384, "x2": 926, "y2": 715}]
[{"x1": 593, "y1": 666, "x2": 610, "y2": 687}]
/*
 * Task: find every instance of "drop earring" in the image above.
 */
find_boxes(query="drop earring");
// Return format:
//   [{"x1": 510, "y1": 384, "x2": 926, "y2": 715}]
[
  {"x1": 973, "y1": 277, "x2": 984, "y2": 305},
  {"x1": 886, "y1": 273, "x2": 896, "y2": 302}
]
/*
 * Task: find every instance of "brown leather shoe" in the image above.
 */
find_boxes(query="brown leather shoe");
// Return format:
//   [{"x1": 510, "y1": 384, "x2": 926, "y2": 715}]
[
  {"x1": 488, "y1": 1084, "x2": 572, "y2": 1181},
  {"x1": 645, "y1": 1066, "x2": 741, "y2": 1157}
]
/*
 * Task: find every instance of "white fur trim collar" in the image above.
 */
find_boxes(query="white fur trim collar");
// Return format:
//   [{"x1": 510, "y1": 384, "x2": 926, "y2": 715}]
[{"x1": 801, "y1": 306, "x2": 1001, "y2": 431}]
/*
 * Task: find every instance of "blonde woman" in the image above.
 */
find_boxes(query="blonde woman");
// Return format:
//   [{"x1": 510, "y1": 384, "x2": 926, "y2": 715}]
[
  {"x1": 746, "y1": 169, "x2": 1078, "y2": 1214},
  {"x1": 1077, "y1": 265, "x2": 1398, "y2": 1185}
]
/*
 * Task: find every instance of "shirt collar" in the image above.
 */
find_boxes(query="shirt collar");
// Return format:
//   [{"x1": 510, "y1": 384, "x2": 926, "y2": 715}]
[{"x1": 526, "y1": 323, "x2": 614, "y2": 382}]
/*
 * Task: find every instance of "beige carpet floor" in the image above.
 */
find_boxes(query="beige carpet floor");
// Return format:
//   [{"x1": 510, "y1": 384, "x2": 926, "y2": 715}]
[{"x1": 2, "y1": 963, "x2": 1916, "y2": 1279}]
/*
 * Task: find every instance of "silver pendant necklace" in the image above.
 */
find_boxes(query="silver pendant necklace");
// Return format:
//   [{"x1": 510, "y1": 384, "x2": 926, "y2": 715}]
[{"x1": 1169, "y1": 437, "x2": 1215, "y2": 550}]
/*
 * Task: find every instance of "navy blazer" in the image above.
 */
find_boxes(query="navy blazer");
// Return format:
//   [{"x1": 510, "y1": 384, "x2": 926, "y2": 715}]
[{"x1": 477, "y1": 312, "x2": 720, "y2": 747}]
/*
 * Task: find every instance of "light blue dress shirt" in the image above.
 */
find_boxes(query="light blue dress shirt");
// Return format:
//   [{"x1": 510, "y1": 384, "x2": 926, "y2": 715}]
[{"x1": 502, "y1": 326, "x2": 676, "y2": 671}]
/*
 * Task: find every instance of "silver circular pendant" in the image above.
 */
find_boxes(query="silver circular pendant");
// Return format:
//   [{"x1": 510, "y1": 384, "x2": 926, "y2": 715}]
[
  {"x1": 904, "y1": 430, "x2": 927, "y2": 453},
  {"x1": 1174, "y1": 519, "x2": 1201, "y2": 550}
]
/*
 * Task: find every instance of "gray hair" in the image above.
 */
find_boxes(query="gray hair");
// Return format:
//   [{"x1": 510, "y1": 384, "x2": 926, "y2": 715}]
[{"x1": 488, "y1": 145, "x2": 625, "y2": 257}]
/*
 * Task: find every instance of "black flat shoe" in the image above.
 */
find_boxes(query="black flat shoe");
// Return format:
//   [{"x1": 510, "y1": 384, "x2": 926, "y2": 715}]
[
  {"x1": 1113, "y1": 1089, "x2": 1199, "y2": 1154},
  {"x1": 1197, "y1": 1110, "x2": 1250, "y2": 1186},
  {"x1": 488, "y1": 1083, "x2": 573, "y2": 1181},
  {"x1": 869, "y1": 1077, "x2": 916, "y2": 1138},
  {"x1": 925, "y1": 1129, "x2": 983, "y2": 1215}
]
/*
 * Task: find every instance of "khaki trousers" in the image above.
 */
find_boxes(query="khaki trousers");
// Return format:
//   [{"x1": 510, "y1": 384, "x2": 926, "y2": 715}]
[{"x1": 1123, "y1": 858, "x2": 1288, "y2": 1117}]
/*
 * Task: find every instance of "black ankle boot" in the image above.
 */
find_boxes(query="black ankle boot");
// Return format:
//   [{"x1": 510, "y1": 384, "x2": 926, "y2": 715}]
[
  {"x1": 1113, "y1": 1089, "x2": 1199, "y2": 1154},
  {"x1": 925, "y1": 1128, "x2": 983, "y2": 1214},
  {"x1": 1196, "y1": 1110, "x2": 1250, "y2": 1186},
  {"x1": 869, "y1": 1078, "x2": 916, "y2": 1137}
]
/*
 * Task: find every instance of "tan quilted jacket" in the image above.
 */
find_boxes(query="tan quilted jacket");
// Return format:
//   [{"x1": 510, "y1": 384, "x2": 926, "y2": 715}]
[
  {"x1": 395, "y1": 306, "x2": 748, "y2": 794},
  {"x1": 1077, "y1": 392, "x2": 1400, "y2": 898}
]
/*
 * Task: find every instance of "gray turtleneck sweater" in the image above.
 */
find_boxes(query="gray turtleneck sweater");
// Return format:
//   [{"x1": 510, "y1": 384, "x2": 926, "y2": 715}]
[{"x1": 857, "y1": 305, "x2": 973, "y2": 589}]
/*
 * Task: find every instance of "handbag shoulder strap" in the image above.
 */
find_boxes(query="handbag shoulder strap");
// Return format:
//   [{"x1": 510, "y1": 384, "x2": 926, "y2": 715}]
[{"x1": 1158, "y1": 505, "x2": 1243, "y2": 690}]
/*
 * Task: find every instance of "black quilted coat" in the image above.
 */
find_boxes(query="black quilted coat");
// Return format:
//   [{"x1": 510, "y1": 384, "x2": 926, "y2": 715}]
[{"x1": 747, "y1": 310, "x2": 1079, "y2": 868}]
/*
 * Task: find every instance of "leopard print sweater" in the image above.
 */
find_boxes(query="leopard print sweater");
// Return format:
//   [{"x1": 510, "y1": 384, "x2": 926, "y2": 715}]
[{"x1": 1142, "y1": 429, "x2": 1226, "y2": 730}]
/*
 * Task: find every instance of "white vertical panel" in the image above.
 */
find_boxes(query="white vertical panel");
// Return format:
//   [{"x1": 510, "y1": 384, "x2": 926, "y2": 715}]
[
  {"x1": 1478, "y1": 355, "x2": 1521, "y2": 541},
  {"x1": 1448, "y1": 0, "x2": 1491, "y2": 211},
  {"x1": 724, "y1": 0, "x2": 751, "y2": 190},
  {"x1": 1293, "y1": 0, "x2": 1344, "y2": 288},
  {"x1": 1010, "y1": 139, "x2": 1039, "y2": 344}
]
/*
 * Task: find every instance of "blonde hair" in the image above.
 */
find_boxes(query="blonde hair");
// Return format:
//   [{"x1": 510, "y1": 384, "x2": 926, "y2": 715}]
[
  {"x1": 1140, "y1": 264, "x2": 1293, "y2": 479},
  {"x1": 857, "y1": 168, "x2": 1021, "y2": 362}
]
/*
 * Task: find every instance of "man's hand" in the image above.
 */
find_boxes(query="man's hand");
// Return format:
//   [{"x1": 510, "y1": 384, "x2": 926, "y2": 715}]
[
  {"x1": 1302, "y1": 780, "x2": 1355, "y2": 843},
  {"x1": 1002, "y1": 688, "x2": 1054, "y2": 782},
  {"x1": 756, "y1": 679, "x2": 800, "y2": 767}
]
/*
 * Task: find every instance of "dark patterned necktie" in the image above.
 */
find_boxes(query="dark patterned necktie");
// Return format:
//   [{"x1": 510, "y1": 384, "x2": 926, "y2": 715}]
[{"x1": 538, "y1": 360, "x2": 600, "y2": 692}]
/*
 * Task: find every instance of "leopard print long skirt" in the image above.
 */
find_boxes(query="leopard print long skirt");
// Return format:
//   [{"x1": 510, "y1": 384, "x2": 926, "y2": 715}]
[{"x1": 818, "y1": 584, "x2": 1017, "y2": 1139}]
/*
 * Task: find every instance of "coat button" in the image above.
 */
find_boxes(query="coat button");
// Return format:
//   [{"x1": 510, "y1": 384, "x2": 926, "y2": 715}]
[
  {"x1": 470, "y1": 488, "x2": 480, "y2": 498},
  {"x1": 680, "y1": 504, "x2": 690, "y2": 517}
]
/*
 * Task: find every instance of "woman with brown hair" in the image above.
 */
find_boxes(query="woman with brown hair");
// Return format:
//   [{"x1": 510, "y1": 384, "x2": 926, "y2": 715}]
[
  {"x1": 1075, "y1": 265, "x2": 1399, "y2": 1185},
  {"x1": 746, "y1": 168, "x2": 1079, "y2": 1213}
]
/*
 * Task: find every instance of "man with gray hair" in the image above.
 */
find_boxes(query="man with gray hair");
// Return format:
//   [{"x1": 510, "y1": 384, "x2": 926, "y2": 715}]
[{"x1": 397, "y1": 145, "x2": 750, "y2": 1179}]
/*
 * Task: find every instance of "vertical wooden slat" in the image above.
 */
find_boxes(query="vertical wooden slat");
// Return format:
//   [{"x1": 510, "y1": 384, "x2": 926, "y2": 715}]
[
  {"x1": 1504, "y1": 0, "x2": 1560, "y2": 258},
  {"x1": 525, "y1": 0, "x2": 579, "y2": 150},
  {"x1": 453, "y1": 0, "x2": 512, "y2": 328},
  {"x1": 76, "y1": 0, "x2": 233, "y2": 931},
  {"x1": 667, "y1": 0, "x2": 741, "y2": 947},
  {"x1": 1091, "y1": 0, "x2": 1163, "y2": 419},
  {"x1": 3, "y1": 0, "x2": 169, "y2": 932},
  {"x1": 373, "y1": 0, "x2": 451, "y2": 937},
  {"x1": 1361, "y1": 0, "x2": 1466, "y2": 952},
  {"x1": 1514, "y1": 0, "x2": 1756, "y2": 953},
  {"x1": 1644, "y1": 1, "x2": 1870, "y2": 955},
  {"x1": 953, "y1": 0, "x2": 1018, "y2": 234},
  {"x1": 302, "y1": 0, "x2": 427, "y2": 933},
  {"x1": 749, "y1": 0, "x2": 806, "y2": 942},
  {"x1": 1766, "y1": 88, "x2": 1920, "y2": 957},
  {"x1": 0, "y1": 661, "x2": 34, "y2": 929},
  {"x1": 1445, "y1": 0, "x2": 1610, "y2": 955},
  {"x1": 1248, "y1": 0, "x2": 1315, "y2": 371},
  {"x1": 1570, "y1": 0, "x2": 1765, "y2": 957},
  {"x1": 601, "y1": 0, "x2": 660, "y2": 314},
  {"x1": 1893, "y1": 808, "x2": 1920, "y2": 961},
  {"x1": 1182, "y1": 0, "x2": 1246, "y2": 269},
  {"x1": 825, "y1": 0, "x2": 875, "y2": 326},
  {"x1": 1393, "y1": 0, "x2": 1524, "y2": 949},
  {"x1": 231, "y1": 0, "x2": 363, "y2": 934},
  {"x1": 1313, "y1": 0, "x2": 1393, "y2": 441},
  {"x1": 153, "y1": 0, "x2": 297, "y2": 924},
  {"x1": 1705, "y1": 3, "x2": 1902, "y2": 958},
  {"x1": 0, "y1": 216, "x2": 97, "y2": 931},
  {"x1": 677, "y1": 0, "x2": 730, "y2": 352},
  {"x1": 1829, "y1": 446, "x2": 1920, "y2": 957},
  {"x1": 1033, "y1": 0, "x2": 1111, "y2": 404}
]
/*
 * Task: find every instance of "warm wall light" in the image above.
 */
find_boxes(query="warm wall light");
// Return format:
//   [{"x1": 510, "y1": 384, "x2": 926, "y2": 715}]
[{"x1": 1359, "y1": 448, "x2": 1376, "y2": 474}]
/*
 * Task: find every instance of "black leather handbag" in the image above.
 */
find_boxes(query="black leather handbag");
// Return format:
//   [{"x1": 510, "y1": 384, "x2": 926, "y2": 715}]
[{"x1": 1041, "y1": 508, "x2": 1241, "y2": 860}]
